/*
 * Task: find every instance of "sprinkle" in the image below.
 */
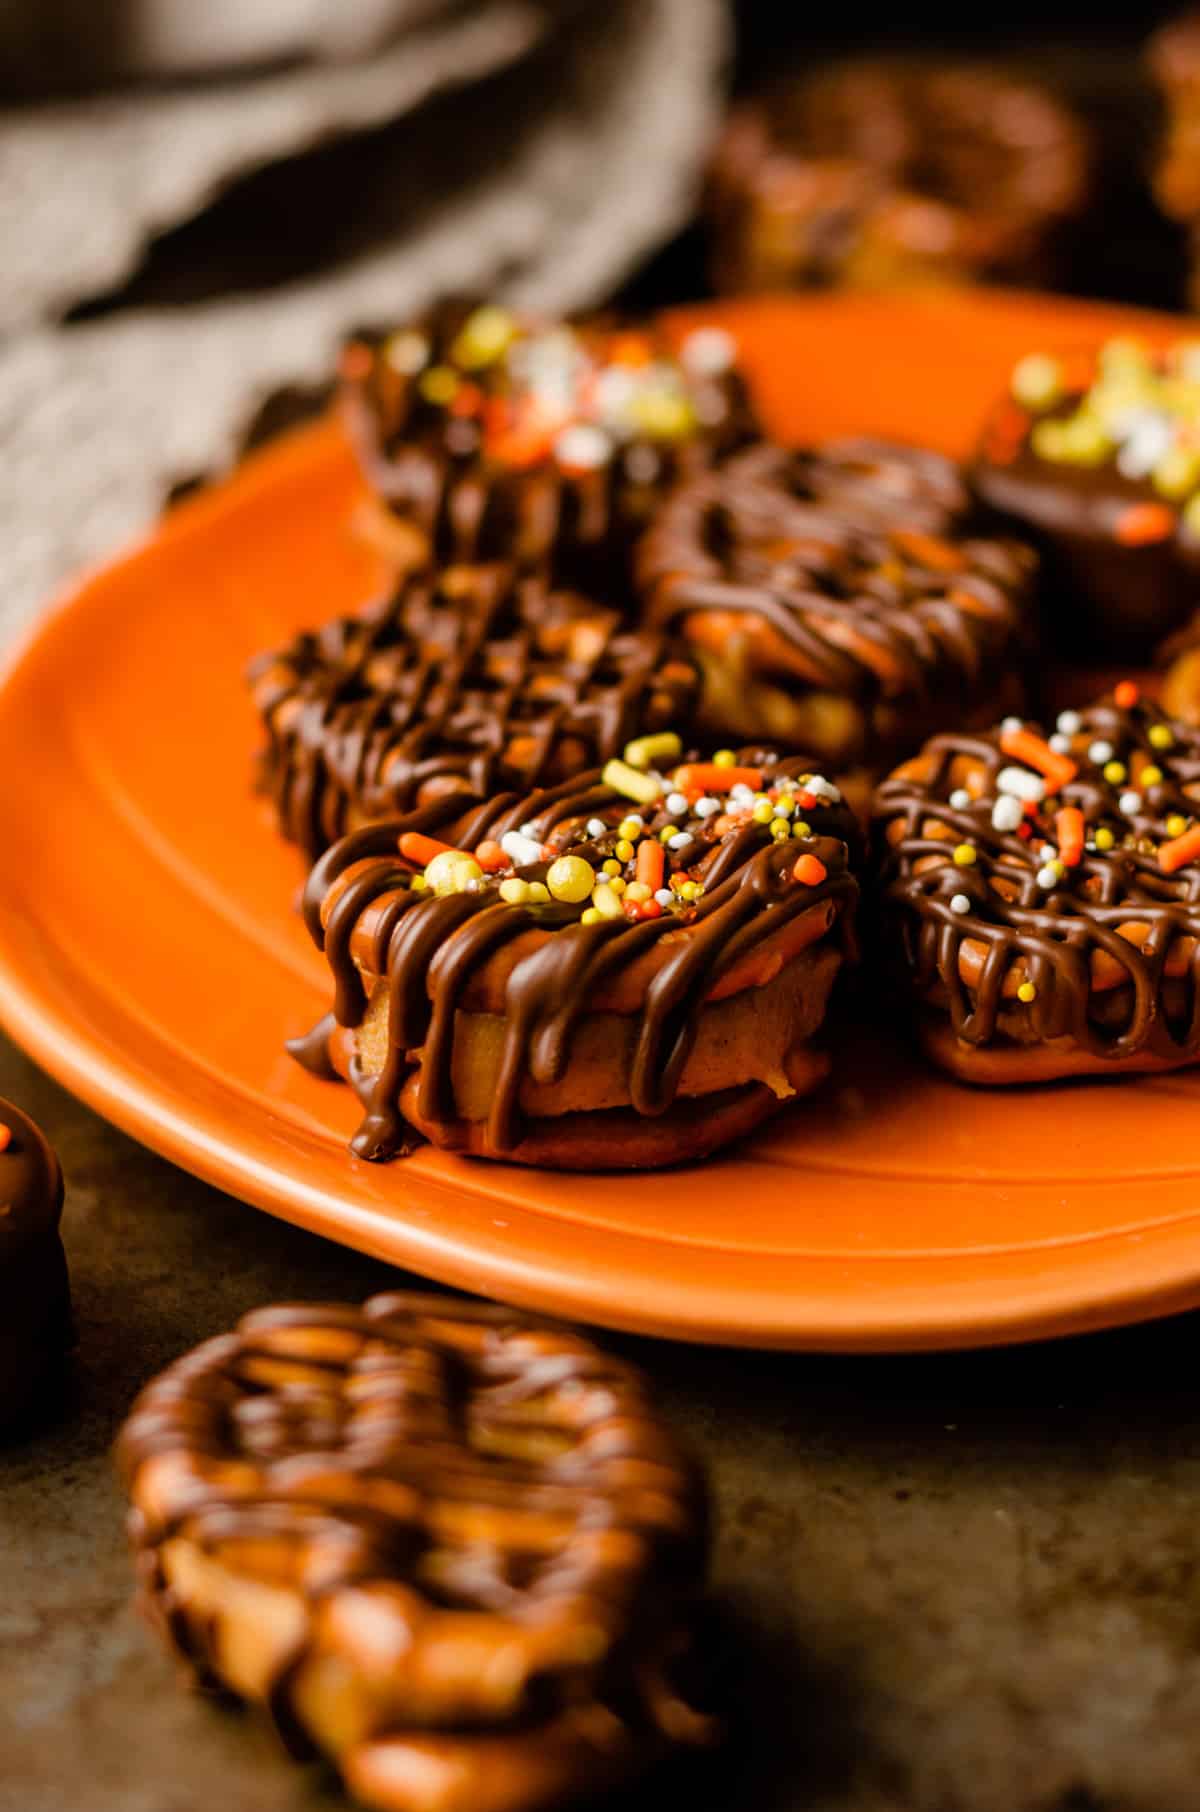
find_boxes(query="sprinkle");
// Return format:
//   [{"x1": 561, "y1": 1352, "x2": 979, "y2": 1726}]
[
  {"x1": 1002, "y1": 716, "x2": 1024, "y2": 734},
  {"x1": 1140, "y1": 765, "x2": 1164, "y2": 787},
  {"x1": 617, "y1": 816, "x2": 644, "y2": 839},
  {"x1": 950, "y1": 893, "x2": 971, "y2": 914},
  {"x1": 806, "y1": 776, "x2": 841, "y2": 801},
  {"x1": 602, "y1": 858, "x2": 622, "y2": 877},
  {"x1": 665, "y1": 791, "x2": 690, "y2": 815},
  {"x1": 1119, "y1": 790, "x2": 1142, "y2": 815},
  {"x1": 793, "y1": 854, "x2": 828, "y2": 886},
  {"x1": 953, "y1": 844, "x2": 978, "y2": 867},
  {"x1": 614, "y1": 839, "x2": 635, "y2": 863},
  {"x1": 520, "y1": 823, "x2": 539, "y2": 838},
  {"x1": 0, "y1": 1124, "x2": 10, "y2": 1153},
  {"x1": 635, "y1": 839, "x2": 665, "y2": 892},
  {"x1": 654, "y1": 888, "x2": 675, "y2": 907},
  {"x1": 450, "y1": 304, "x2": 515, "y2": 369},
  {"x1": 624, "y1": 881, "x2": 652, "y2": 904},
  {"x1": 580, "y1": 907, "x2": 601, "y2": 925},
  {"x1": 501, "y1": 830, "x2": 545, "y2": 867},
  {"x1": 1160, "y1": 825, "x2": 1200, "y2": 873},
  {"x1": 1017, "y1": 981, "x2": 1038, "y2": 1004},
  {"x1": 399, "y1": 830, "x2": 459, "y2": 866},
  {"x1": 1036, "y1": 864, "x2": 1060, "y2": 889},
  {"x1": 474, "y1": 839, "x2": 508, "y2": 873},
  {"x1": 1167, "y1": 813, "x2": 1189, "y2": 838},
  {"x1": 679, "y1": 880, "x2": 701, "y2": 901},
  {"x1": 425, "y1": 851, "x2": 482, "y2": 894},
  {"x1": 546, "y1": 855, "x2": 596, "y2": 903},
  {"x1": 997, "y1": 765, "x2": 1046, "y2": 803},
  {"x1": 526, "y1": 882, "x2": 550, "y2": 903},
  {"x1": 770, "y1": 819, "x2": 791, "y2": 842},
  {"x1": 591, "y1": 884, "x2": 624, "y2": 920},
  {"x1": 1103, "y1": 760, "x2": 1127, "y2": 785},
  {"x1": 608, "y1": 876, "x2": 627, "y2": 896},
  {"x1": 1115, "y1": 501, "x2": 1175, "y2": 546},
  {"x1": 659, "y1": 824, "x2": 677, "y2": 843},
  {"x1": 712, "y1": 750, "x2": 736, "y2": 767},
  {"x1": 625, "y1": 897, "x2": 663, "y2": 921},
  {"x1": 1094, "y1": 827, "x2": 1115, "y2": 851},
  {"x1": 992, "y1": 796, "x2": 1024, "y2": 833},
  {"x1": 1149, "y1": 724, "x2": 1175, "y2": 750},
  {"x1": 381, "y1": 330, "x2": 429, "y2": 376},
  {"x1": 625, "y1": 730, "x2": 683, "y2": 771},
  {"x1": 668, "y1": 831, "x2": 693, "y2": 850},
  {"x1": 949, "y1": 788, "x2": 972, "y2": 810},
  {"x1": 418, "y1": 364, "x2": 458, "y2": 405},
  {"x1": 554, "y1": 424, "x2": 612, "y2": 471},
  {"x1": 1048, "y1": 734, "x2": 1072, "y2": 755},
  {"x1": 1056, "y1": 806, "x2": 1085, "y2": 867},
  {"x1": 680, "y1": 325, "x2": 737, "y2": 375},
  {"x1": 1087, "y1": 740, "x2": 1114, "y2": 764},
  {"x1": 999, "y1": 726, "x2": 1078, "y2": 791},
  {"x1": 1011, "y1": 353, "x2": 1064, "y2": 412},
  {"x1": 586, "y1": 818, "x2": 607, "y2": 838},
  {"x1": 1114, "y1": 680, "x2": 1140, "y2": 708},
  {"x1": 730, "y1": 783, "x2": 756, "y2": 802},
  {"x1": 673, "y1": 762, "x2": 763, "y2": 793},
  {"x1": 1056, "y1": 711, "x2": 1082, "y2": 736},
  {"x1": 773, "y1": 798, "x2": 794, "y2": 819},
  {"x1": 694, "y1": 797, "x2": 721, "y2": 817},
  {"x1": 792, "y1": 820, "x2": 812, "y2": 838},
  {"x1": 409, "y1": 876, "x2": 428, "y2": 893},
  {"x1": 602, "y1": 758, "x2": 663, "y2": 804},
  {"x1": 499, "y1": 878, "x2": 531, "y2": 904},
  {"x1": 751, "y1": 798, "x2": 775, "y2": 825}
]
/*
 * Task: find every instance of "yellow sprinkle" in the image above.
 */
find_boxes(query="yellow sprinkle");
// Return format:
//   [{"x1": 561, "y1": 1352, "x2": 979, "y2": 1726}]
[
  {"x1": 751, "y1": 799, "x2": 774, "y2": 824},
  {"x1": 602, "y1": 758, "x2": 663, "y2": 804},
  {"x1": 608, "y1": 876, "x2": 627, "y2": 896},
  {"x1": 526, "y1": 882, "x2": 550, "y2": 903},
  {"x1": 1149, "y1": 724, "x2": 1174, "y2": 750},
  {"x1": 624, "y1": 730, "x2": 682, "y2": 771},
  {"x1": 449, "y1": 304, "x2": 515, "y2": 370},
  {"x1": 418, "y1": 364, "x2": 458, "y2": 405},
  {"x1": 770, "y1": 819, "x2": 791, "y2": 841},
  {"x1": 1011, "y1": 353, "x2": 1063, "y2": 412},
  {"x1": 591, "y1": 885, "x2": 624, "y2": 920},
  {"x1": 409, "y1": 875, "x2": 428, "y2": 893},
  {"x1": 679, "y1": 881, "x2": 699, "y2": 901},
  {"x1": 602, "y1": 858, "x2": 622, "y2": 878},
  {"x1": 1168, "y1": 814, "x2": 1189, "y2": 838},
  {"x1": 615, "y1": 839, "x2": 635, "y2": 863},
  {"x1": 617, "y1": 817, "x2": 644, "y2": 841},
  {"x1": 1094, "y1": 827, "x2": 1115, "y2": 851},
  {"x1": 499, "y1": 877, "x2": 530, "y2": 904},
  {"x1": 1140, "y1": 765, "x2": 1164, "y2": 787},
  {"x1": 712, "y1": 750, "x2": 736, "y2": 768},
  {"x1": 624, "y1": 881, "x2": 652, "y2": 903},
  {"x1": 953, "y1": 844, "x2": 977, "y2": 867},
  {"x1": 546, "y1": 855, "x2": 596, "y2": 904},
  {"x1": 793, "y1": 821, "x2": 812, "y2": 839},
  {"x1": 580, "y1": 907, "x2": 601, "y2": 925},
  {"x1": 1103, "y1": 760, "x2": 1127, "y2": 785},
  {"x1": 1017, "y1": 981, "x2": 1038, "y2": 1004},
  {"x1": 425, "y1": 851, "x2": 482, "y2": 894}
]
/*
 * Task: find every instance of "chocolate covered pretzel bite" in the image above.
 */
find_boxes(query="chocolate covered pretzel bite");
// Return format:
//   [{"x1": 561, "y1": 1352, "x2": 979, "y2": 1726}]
[
  {"x1": 292, "y1": 738, "x2": 859, "y2": 1167},
  {"x1": 638, "y1": 439, "x2": 1036, "y2": 800},
  {"x1": 875, "y1": 689, "x2": 1200, "y2": 1082},
  {"x1": 0, "y1": 1097, "x2": 70, "y2": 1428},
  {"x1": 118, "y1": 1291, "x2": 713, "y2": 1812},
  {"x1": 340, "y1": 300, "x2": 757, "y2": 595},
  {"x1": 249, "y1": 564, "x2": 702, "y2": 859}
]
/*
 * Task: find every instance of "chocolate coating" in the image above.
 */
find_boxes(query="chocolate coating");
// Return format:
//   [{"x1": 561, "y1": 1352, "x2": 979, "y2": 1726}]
[
  {"x1": 249, "y1": 565, "x2": 701, "y2": 859},
  {"x1": 0, "y1": 1097, "x2": 70, "y2": 1427},
  {"x1": 708, "y1": 59, "x2": 1088, "y2": 294},
  {"x1": 295, "y1": 754, "x2": 859, "y2": 1163},
  {"x1": 875, "y1": 701, "x2": 1200, "y2": 1076},
  {"x1": 118, "y1": 1292, "x2": 712, "y2": 1812}
]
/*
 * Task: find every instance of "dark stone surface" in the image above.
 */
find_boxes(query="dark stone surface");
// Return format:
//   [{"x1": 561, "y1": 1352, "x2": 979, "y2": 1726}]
[{"x1": 4, "y1": 1026, "x2": 1200, "y2": 1812}]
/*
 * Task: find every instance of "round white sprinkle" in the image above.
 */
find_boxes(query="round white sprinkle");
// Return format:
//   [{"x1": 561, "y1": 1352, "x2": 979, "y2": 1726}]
[
  {"x1": 1056, "y1": 710, "x2": 1082, "y2": 736},
  {"x1": 997, "y1": 765, "x2": 1046, "y2": 802},
  {"x1": 668, "y1": 831, "x2": 693, "y2": 850},
  {"x1": 1002, "y1": 716, "x2": 1024, "y2": 734},
  {"x1": 1036, "y1": 864, "x2": 1060, "y2": 889},
  {"x1": 501, "y1": 830, "x2": 544, "y2": 867},
  {"x1": 949, "y1": 788, "x2": 972, "y2": 810},
  {"x1": 694, "y1": 797, "x2": 721, "y2": 817},
  {"x1": 950, "y1": 893, "x2": 971, "y2": 914},
  {"x1": 520, "y1": 822, "x2": 539, "y2": 838},
  {"x1": 992, "y1": 796, "x2": 1024, "y2": 833},
  {"x1": 680, "y1": 325, "x2": 737, "y2": 375},
  {"x1": 665, "y1": 792, "x2": 689, "y2": 815},
  {"x1": 807, "y1": 775, "x2": 841, "y2": 801},
  {"x1": 1088, "y1": 740, "x2": 1114, "y2": 764},
  {"x1": 586, "y1": 818, "x2": 606, "y2": 838},
  {"x1": 730, "y1": 783, "x2": 755, "y2": 802},
  {"x1": 1048, "y1": 733, "x2": 1072, "y2": 754},
  {"x1": 554, "y1": 423, "x2": 612, "y2": 470},
  {"x1": 654, "y1": 888, "x2": 675, "y2": 907},
  {"x1": 1119, "y1": 791, "x2": 1142, "y2": 815}
]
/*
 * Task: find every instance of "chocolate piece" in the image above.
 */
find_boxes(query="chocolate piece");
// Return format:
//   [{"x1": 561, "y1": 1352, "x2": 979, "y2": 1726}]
[
  {"x1": 249, "y1": 564, "x2": 702, "y2": 859},
  {"x1": 637, "y1": 439, "x2": 1035, "y2": 781},
  {"x1": 874, "y1": 696, "x2": 1200, "y2": 1082},
  {"x1": 118, "y1": 1292, "x2": 713, "y2": 1812},
  {"x1": 0, "y1": 1098, "x2": 70, "y2": 1428},
  {"x1": 341, "y1": 300, "x2": 758, "y2": 596},
  {"x1": 973, "y1": 339, "x2": 1200, "y2": 656},
  {"x1": 294, "y1": 751, "x2": 859, "y2": 1166},
  {"x1": 708, "y1": 59, "x2": 1089, "y2": 295}
]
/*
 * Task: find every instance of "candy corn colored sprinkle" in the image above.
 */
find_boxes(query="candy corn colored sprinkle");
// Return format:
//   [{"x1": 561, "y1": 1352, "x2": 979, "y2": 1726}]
[
  {"x1": 1159, "y1": 826, "x2": 1200, "y2": 872},
  {"x1": 998, "y1": 726, "x2": 1078, "y2": 792},
  {"x1": 635, "y1": 839, "x2": 665, "y2": 892},
  {"x1": 1114, "y1": 502, "x2": 1175, "y2": 546},
  {"x1": 1056, "y1": 807, "x2": 1085, "y2": 867},
  {"x1": 399, "y1": 830, "x2": 460, "y2": 866},
  {"x1": 673, "y1": 763, "x2": 763, "y2": 793},
  {"x1": 792, "y1": 855, "x2": 828, "y2": 886},
  {"x1": 474, "y1": 839, "x2": 508, "y2": 873},
  {"x1": 1113, "y1": 680, "x2": 1140, "y2": 708}
]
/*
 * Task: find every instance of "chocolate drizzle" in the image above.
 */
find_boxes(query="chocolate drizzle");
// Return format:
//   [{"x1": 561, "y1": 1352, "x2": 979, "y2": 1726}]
[
  {"x1": 638, "y1": 439, "x2": 1035, "y2": 762},
  {"x1": 250, "y1": 565, "x2": 701, "y2": 857},
  {"x1": 117, "y1": 1292, "x2": 711, "y2": 1806},
  {"x1": 875, "y1": 702, "x2": 1200, "y2": 1064},
  {"x1": 297, "y1": 756, "x2": 858, "y2": 1160}
]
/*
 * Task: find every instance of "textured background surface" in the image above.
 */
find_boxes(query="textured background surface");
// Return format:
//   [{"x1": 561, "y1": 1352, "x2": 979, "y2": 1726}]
[{"x1": 5, "y1": 1027, "x2": 1200, "y2": 1812}]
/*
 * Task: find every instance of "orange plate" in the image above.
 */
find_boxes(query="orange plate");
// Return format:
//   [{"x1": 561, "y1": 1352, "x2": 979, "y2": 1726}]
[{"x1": 3, "y1": 288, "x2": 1200, "y2": 1353}]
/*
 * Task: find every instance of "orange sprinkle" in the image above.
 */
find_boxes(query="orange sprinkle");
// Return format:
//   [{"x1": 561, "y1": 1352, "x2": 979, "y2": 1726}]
[
  {"x1": 673, "y1": 763, "x2": 763, "y2": 793},
  {"x1": 1113, "y1": 679, "x2": 1140, "y2": 709},
  {"x1": 1159, "y1": 825, "x2": 1200, "y2": 873},
  {"x1": 999, "y1": 726, "x2": 1078, "y2": 792},
  {"x1": 398, "y1": 831, "x2": 461, "y2": 867},
  {"x1": 608, "y1": 331, "x2": 652, "y2": 367},
  {"x1": 449, "y1": 382, "x2": 484, "y2": 418},
  {"x1": 1114, "y1": 502, "x2": 1176, "y2": 547},
  {"x1": 1055, "y1": 806, "x2": 1085, "y2": 867},
  {"x1": 793, "y1": 854, "x2": 828, "y2": 887},
  {"x1": 625, "y1": 897, "x2": 663, "y2": 921},
  {"x1": 474, "y1": 839, "x2": 508, "y2": 873},
  {"x1": 339, "y1": 341, "x2": 373, "y2": 382},
  {"x1": 0, "y1": 1124, "x2": 9, "y2": 1154},
  {"x1": 635, "y1": 839, "x2": 665, "y2": 892}
]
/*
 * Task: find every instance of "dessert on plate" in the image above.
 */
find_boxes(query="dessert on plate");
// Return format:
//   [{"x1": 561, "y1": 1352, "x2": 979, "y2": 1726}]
[
  {"x1": 973, "y1": 336, "x2": 1200, "y2": 653},
  {"x1": 0, "y1": 1097, "x2": 70, "y2": 1427},
  {"x1": 340, "y1": 299, "x2": 758, "y2": 595},
  {"x1": 249, "y1": 563, "x2": 701, "y2": 859},
  {"x1": 707, "y1": 58, "x2": 1089, "y2": 294},
  {"x1": 637, "y1": 438, "x2": 1036, "y2": 804},
  {"x1": 119, "y1": 1290, "x2": 714, "y2": 1812},
  {"x1": 291, "y1": 738, "x2": 860, "y2": 1167},
  {"x1": 874, "y1": 688, "x2": 1200, "y2": 1083}
]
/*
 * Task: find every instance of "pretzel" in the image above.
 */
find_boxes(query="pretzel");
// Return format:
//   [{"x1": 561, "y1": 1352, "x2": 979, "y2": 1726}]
[{"x1": 118, "y1": 1293, "x2": 713, "y2": 1812}]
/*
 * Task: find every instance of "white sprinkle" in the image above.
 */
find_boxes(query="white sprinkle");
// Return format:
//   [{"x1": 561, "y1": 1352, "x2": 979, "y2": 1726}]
[
  {"x1": 555, "y1": 424, "x2": 612, "y2": 470},
  {"x1": 621, "y1": 814, "x2": 644, "y2": 831},
  {"x1": 668, "y1": 832, "x2": 693, "y2": 850},
  {"x1": 680, "y1": 325, "x2": 737, "y2": 375},
  {"x1": 1088, "y1": 740, "x2": 1114, "y2": 764},
  {"x1": 1056, "y1": 710, "x2": 1082, "y2": 736},
  {"x1": 950, "y1": 893, "x2": 971, "y2": 914},
  {"x1": 1048, "y1": 733, "x2": 1072, "y2": 754},
  {"x1": 1119, "y1": 790, "x2": 1142, "y2": 815},
  {"x1": 694, "y1": 797, "x2": 721, "y2": 817},
  {"x1": 520, "y1": 822, "x2": 539, "y2": 838},
  {"x1": 666, "y1": 792, "x2": 689, "y2": 815},
  {"x1": 730, "y1": 783, "x2": 755, "y2": 802},
  {"x1": 586, "y1": 818, "x2": 606, "y2": 838},
  {"x1": 1115, "y1": 410, "x2": 1173, "y2": 480},
  {"x1": 501, "y1": 830, "x2": 544, "y2": 867},
  {"x1": 949, "y1": 788, "x2": 972, "y2": 810},
  {"x1": 992, "y1": 796, "x2": 1024, "y2": 833},
  {"x1": 807, "y1": 775, "x2": 841, "y2": 801},
  {"x1": 773, "y1": 800, "x2": 793, "y2": 817},
  {"x1": 465, "y1": 879, "x2": 483, "y2": 893},
  {"x1": 997, "y1": 765, "x2": 1046, "y2": 802},
  {"x1": 654, "y1": 888, "x2": 675, "y2": 907},
  {"x1": 1002, "y1": 716, "x2": 1024, "y2": 735},
  {"x1": 1036, "y1": 864, "x2": 1060, "y2": 889}
]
